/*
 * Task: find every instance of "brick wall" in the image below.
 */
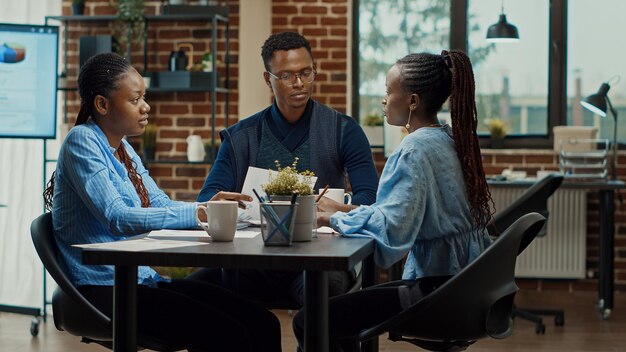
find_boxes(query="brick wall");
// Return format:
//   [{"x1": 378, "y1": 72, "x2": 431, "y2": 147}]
[
  {"x1": 271, "y1": 0, "x2": 350, "y2": 112},
  {"x1": 59, "y1": 0, "x2": 238, "y2": 201}
]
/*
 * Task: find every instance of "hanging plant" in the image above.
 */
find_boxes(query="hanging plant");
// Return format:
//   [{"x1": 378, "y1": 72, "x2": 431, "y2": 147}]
[{"x1": 112, "y1": 0, "x2": 146, "y2": 59}]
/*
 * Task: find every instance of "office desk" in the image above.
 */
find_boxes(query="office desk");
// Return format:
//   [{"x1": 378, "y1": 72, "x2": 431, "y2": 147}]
[
  {"x1": 80, "y1": 233, "x2": 375, "y2": 352},
  {"x1": 489, "y1": 179, "x2": 625, "y2": 319}
]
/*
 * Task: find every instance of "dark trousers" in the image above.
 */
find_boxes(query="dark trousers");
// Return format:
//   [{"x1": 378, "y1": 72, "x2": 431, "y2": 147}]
[
  {"x1": 79, "y1": 279, "x2": 282, "y2": 352},
  {"x1": 188, "y1": 268, "x2": 352, "y2": 307},
  {"x1": 292, "y1": 277, "x2": 449, "y2": 352}
]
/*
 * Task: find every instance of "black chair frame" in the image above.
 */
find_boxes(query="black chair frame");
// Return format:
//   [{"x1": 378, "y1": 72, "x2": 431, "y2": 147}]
[
  {"x1": 30, "y1": 212, "x2": 183, "y2": 351},
  {"x1": 488, "y1": 174, "x2": 565, "y2": 334},
  {"x1": 358, "y1": 213, "x2": 547, "y2": 351}
]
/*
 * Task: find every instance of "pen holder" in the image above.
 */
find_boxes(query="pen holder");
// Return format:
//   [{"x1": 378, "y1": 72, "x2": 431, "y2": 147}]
[{"x1": 260, "y1": 201, "x2": 298, "y2": 246}]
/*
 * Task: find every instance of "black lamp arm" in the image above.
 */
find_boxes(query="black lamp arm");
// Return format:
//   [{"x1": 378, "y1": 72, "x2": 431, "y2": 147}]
[
  {"x1": 607, "y1": 96, "x2": 619, "y2": 120},
  {"x1": 607, "y1": 96, "x2": 619, "y2": 179}
]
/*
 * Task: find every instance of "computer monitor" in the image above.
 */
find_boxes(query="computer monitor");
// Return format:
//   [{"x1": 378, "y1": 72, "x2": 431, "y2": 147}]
[{"x1": 0, "y1": 23, "x2": 59, "y2": 139}]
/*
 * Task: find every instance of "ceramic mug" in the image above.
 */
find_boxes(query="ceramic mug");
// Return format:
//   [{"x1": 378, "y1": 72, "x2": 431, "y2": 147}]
[
  {"x1": 196, "y1": 200, "x2": 238, "y2": 241},
  {"x1": 320, "y1": 188, "x2": 352, "y2": 205}
]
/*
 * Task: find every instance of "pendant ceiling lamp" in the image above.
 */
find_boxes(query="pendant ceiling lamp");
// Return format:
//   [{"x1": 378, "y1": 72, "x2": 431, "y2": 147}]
[{"x1": 486, "y1": 0, "x2": 519, "y2": 43}]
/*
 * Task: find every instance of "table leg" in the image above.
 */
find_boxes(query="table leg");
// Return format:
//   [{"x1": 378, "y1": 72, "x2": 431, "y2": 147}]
[
  {"x1": 361, "y1": 254, "x2": 379, "y2": 352},
  {"x1": 113, "y1": 265, "x2": 137, "y2": 351},
  {"x1": 304, "y1": 270, "x2": 328, "y2": 352},
  {"x1": 597, "y1": 190, "x2": 614, "y2": 320}
]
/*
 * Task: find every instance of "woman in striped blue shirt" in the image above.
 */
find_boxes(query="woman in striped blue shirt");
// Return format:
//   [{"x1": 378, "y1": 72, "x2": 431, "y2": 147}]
[{"x1": 43, "y1": 53, "x2": 281, "y2": 352}]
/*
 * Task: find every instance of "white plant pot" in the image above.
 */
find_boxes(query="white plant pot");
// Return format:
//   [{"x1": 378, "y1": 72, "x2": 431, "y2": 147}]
[
  {"x1": 272, "y1": 195, "x2": 315, "y2": 242},
  {"x1": 362, "y1": 125, "x2": 384, "y2": 147}
]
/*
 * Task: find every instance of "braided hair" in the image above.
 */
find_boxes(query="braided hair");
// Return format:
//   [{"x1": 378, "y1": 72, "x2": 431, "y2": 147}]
[
  {"x1": 396, "y1": 50, "x2": 493, "y2": 230},
  {"x1": 44, "y1": 53, "x2": 151, "y2": 210}
]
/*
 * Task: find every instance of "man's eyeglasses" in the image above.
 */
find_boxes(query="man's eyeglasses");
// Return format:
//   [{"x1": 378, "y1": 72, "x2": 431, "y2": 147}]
[{"x1": 267, "y1": 68, "x2": 317, "y2": 85}]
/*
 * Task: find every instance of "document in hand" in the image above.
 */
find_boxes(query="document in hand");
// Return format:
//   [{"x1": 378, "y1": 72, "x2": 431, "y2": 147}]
[{"x1": 241, "y1": 166, "x2": 317, "y2": 220}]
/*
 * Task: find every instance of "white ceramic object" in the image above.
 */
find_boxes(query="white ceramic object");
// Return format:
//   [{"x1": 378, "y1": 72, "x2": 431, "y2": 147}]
[
  {"x1": 186, "y1": 135, "x2": 206, "y2": 162},
  {"x1": 319, "y1": 188, "x2": 352, "y2": 205},
  {"x1": 196, "y1": 200, "x2": 238, "y2": 241}
]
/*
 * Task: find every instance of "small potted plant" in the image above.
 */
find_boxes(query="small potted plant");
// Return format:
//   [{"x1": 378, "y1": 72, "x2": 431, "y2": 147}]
[
  {"x1": 142, "y1": 124, "x2": 157, "y2": 161},
  {"x1": 262, "y1": 158, "x2": 315, "y2": 242},
  {"x1": 112, "y1": 0, "x2": 147, "y2": 59},
  {"x1": 71, "y1": 0, "x2": 86, "y2": 15},
  {"x1": 361, "y1": 112, "x2": 384, "y2": 146},
  {"x1": 484, "y1": 118, "x2": 509, "y2": 148}
]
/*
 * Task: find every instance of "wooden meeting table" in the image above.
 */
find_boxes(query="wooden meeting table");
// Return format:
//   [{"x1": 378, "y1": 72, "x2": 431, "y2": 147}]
[{"x1": 79, "y1": 232, "x2": 376, "y2": 352}]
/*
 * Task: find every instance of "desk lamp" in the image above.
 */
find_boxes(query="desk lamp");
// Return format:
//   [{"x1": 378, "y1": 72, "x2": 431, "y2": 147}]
[
  {"x1": 486, "y1": 0, "x2": 519, "y2": 43},
  {"x1": 581, "y1": 81, "x2": 619, "y2": 180}
]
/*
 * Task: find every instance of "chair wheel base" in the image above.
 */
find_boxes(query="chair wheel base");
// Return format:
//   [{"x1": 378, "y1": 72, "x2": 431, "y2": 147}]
[
  {"x1": 30, "y1": 317, "x2": 40, "y2": 337},
  {"x1": 535, "y1": 323, "x2": 545, "y2": 334}
]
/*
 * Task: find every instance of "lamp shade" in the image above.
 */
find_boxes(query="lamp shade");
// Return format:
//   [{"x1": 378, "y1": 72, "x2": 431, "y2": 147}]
[
  {"x1": 486, "y1": 14, "x2": 519, "y2": 43},
  {"x1": 580, "y1": 81, "x2": 618, "y2": 180},
  {"x1": 580, "y1": 83, "x2": 611, "y2": 117}
]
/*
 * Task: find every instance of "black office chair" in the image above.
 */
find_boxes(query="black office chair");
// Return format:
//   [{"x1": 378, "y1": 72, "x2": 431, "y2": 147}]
[
  {"x1": 358, "y1": 212, "x2": 546, "y2": 351},
  {"x1": 30, "y1": 212, "x2": 183, "y2": 351},
  {"x1": 488, "y1": 174, "x2": 565, "y2": 334}
]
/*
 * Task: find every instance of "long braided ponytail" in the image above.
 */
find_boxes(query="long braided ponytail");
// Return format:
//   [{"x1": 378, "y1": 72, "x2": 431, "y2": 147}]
[
  {"x1": 44, "y1": 53, "x2": 151, "y2": 210},
  {"x1": 396, "y1": 50, "x2": 493, "y2": 229}
]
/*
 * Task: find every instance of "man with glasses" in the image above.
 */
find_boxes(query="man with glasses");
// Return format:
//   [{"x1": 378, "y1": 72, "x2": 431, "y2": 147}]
[{"x1": 194, "y1": 31, "x2": 379, "y2": 305}]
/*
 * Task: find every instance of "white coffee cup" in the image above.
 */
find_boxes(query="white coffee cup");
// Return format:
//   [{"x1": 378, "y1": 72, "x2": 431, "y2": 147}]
[
  {"x1": 196, "y1": 200, "x2": 238, "y2": 241},
  {"x1": 319, "y1": 188, "x2": 352, "y2": 205}
]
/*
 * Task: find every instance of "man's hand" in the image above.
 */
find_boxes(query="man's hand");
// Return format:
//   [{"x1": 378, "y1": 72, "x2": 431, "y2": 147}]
[{"x1": 210, "y1": 191, "x2": 253, "y2": 209}]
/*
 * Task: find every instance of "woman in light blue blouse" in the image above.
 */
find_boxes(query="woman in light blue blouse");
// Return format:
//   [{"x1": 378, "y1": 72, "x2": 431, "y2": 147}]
[
  {"x1": 293, "y1": 50, "x2": 494, "y2": 351},
  {"x1": 43, "y1": 53, "x2": 280, "y2": 352}
]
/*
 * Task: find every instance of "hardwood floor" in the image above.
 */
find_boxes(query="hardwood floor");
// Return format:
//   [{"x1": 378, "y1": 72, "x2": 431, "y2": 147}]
[{"x1": 1, "y1": 290, "x2": 624, "y2": 351}]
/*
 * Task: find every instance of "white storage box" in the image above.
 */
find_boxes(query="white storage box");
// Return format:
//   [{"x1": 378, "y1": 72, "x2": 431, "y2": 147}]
[{"x1": 553, "y1": 126, "x2": 598, "y2": 152}]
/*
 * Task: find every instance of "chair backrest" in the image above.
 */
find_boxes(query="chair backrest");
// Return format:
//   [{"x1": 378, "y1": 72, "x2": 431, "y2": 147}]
[
  {"x1": 30, "y1": 212, "x2": 112, "y2": 339},
  {"x1": 489, "y1": 174, "x2": 563, "y2": 253},
  {"x1": 31, "y1": 213, "x2": 185, "y2": 351},
  {"x1": 359, "y1": 212, "x2": 546, "y2": 345}
]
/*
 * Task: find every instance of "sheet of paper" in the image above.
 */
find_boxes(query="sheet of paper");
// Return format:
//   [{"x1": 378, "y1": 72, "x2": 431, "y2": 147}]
[
  {"x1": 75, "y1": 238, "x2": 209, "y2": 252},
  {"x1": 240, "y1": 166, "x2": 271, "y2": 220},
  {"x1": 234, "y1": 230, "x2": 261, "y2": 239},
  {"x1": 241, "y1": 166, "x2": 317, "y2": 220},
  {"x1": 316, "y1": 226, "x2": 338, "y2": 234},
  {"x1": 148, "y1": 228, "x2": 260, "y2": 240}
]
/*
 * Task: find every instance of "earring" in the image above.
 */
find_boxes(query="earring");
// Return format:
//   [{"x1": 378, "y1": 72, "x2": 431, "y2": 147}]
[{"x1": 405, "y1": 109, "x2": 412, "y2": 130}]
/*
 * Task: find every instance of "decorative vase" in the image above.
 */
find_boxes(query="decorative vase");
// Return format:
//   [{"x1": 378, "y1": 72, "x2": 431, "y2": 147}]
[
  {"x1": 186, "y1": 135, "x2": 205, "y2": 162},
  {"x1": 271, "y1": 194, "x2": 315, "y2": 242},
  {"x1": 72, "y1": 3, "x2": 85, "y2": 15},
  {"x1": 362, "y1": 125, "x2": 384, "y2": 147},
  {"x1": 490, "y1": 136, "x2": 504, "y2": 149}
]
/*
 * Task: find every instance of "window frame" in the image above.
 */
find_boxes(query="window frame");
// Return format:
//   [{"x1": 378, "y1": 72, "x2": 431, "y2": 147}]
[{"x1": 352, "y1": 0, "x2": 568, "y2": 149}]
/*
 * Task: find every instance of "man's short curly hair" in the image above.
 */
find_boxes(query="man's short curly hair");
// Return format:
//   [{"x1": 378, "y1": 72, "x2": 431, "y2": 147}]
[{"x1": 261, "y1": 31, "x2": 313, "y2": 71}]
